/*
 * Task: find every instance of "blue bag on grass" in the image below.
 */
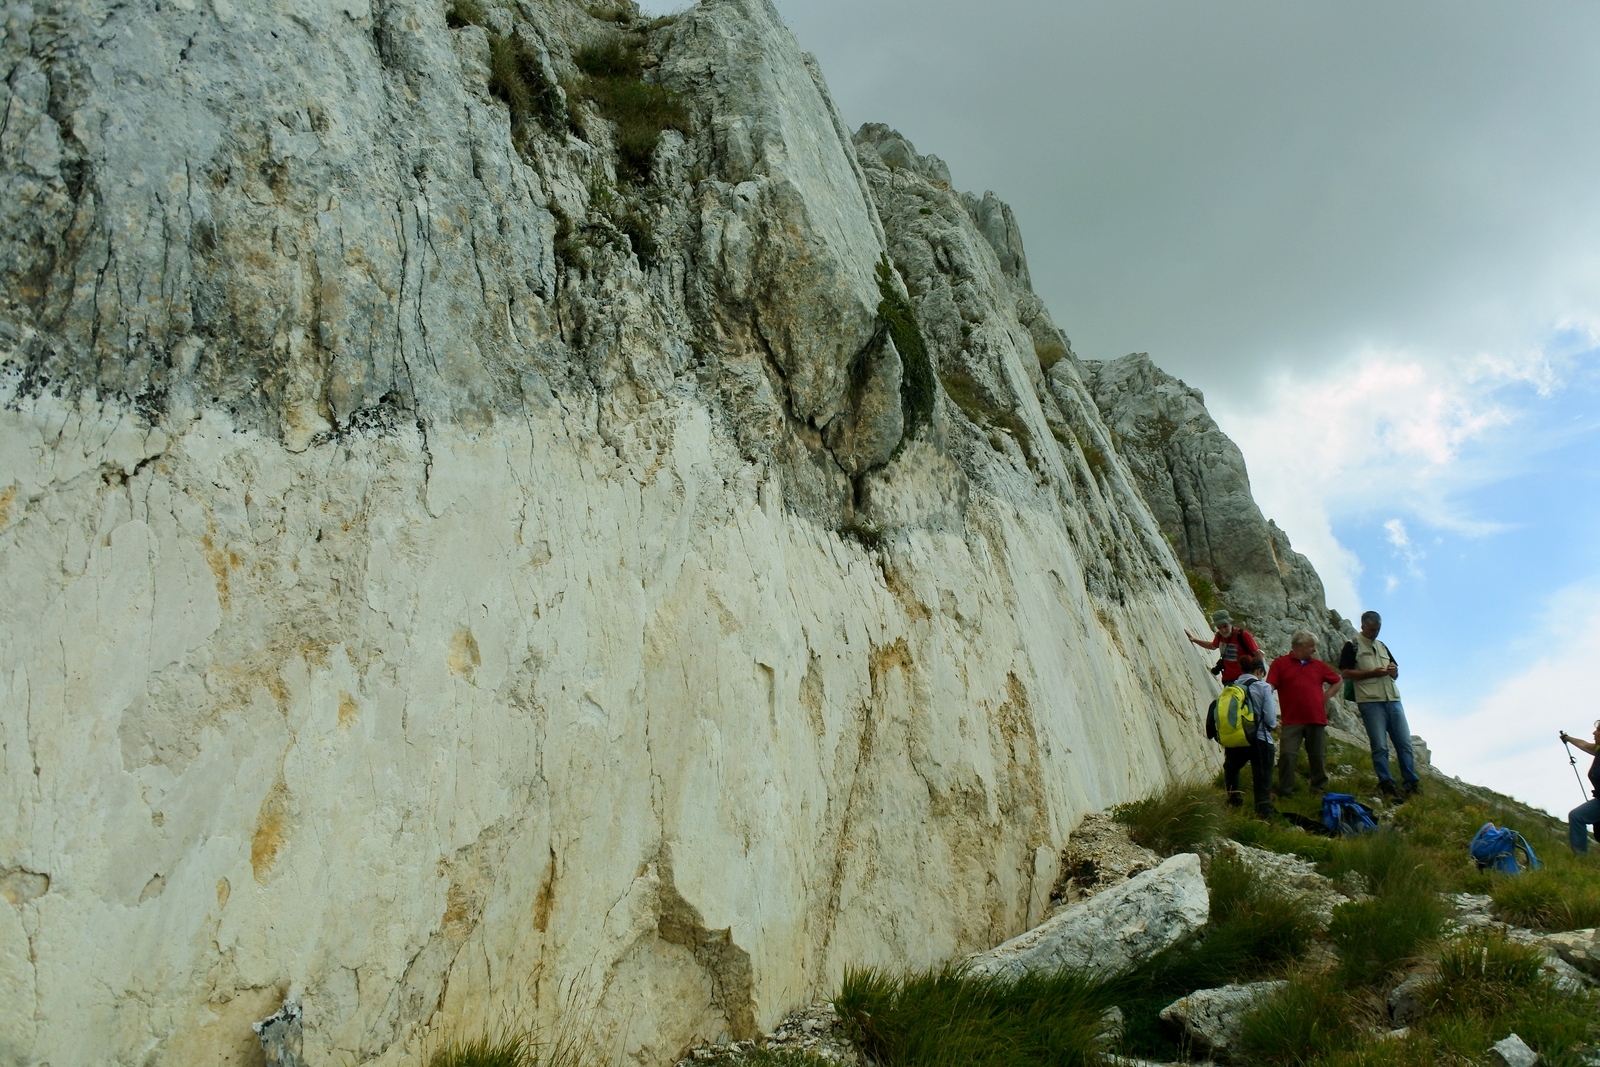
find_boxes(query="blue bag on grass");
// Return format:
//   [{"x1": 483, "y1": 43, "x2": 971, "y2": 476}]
[
  {"x1": 1469, "y1": 823, "x2": 1540, "y2": 874},
  {"x1": 1321, "y1": 793, "x2": 1378, "y2": 837}
]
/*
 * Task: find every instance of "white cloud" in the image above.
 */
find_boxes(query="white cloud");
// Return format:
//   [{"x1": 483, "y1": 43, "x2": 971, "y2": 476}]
[
  {"x1": 1383, "y1": 518, "x2": 1423, "y2": 578},
  {"x1": 1411, "y1": 576, "x2": 1600, "y2": 820},
  {"x1": 1211, "y1": 344, "x2": 1572, "y2": 614}
]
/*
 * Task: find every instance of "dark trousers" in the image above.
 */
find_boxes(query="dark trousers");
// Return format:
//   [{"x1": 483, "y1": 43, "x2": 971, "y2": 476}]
[
  {"x1": 1224, "y1": 737, "x2": 1275, "y2": 815},
  {"x1": 1277, "y1": 723, "x2": 1328, "y2": 794}
]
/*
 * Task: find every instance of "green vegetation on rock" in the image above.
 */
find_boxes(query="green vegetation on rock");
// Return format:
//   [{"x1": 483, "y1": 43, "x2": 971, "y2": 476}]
[
  {"x1": 875, "y1": 256, "x2": 937, "y2": 438},
  {"x1": 571, "y1": 36, "x2": 688, "y2": 183}
]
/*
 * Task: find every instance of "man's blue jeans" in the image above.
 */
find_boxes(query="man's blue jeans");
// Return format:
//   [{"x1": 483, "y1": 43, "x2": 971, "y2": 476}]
[
  {"x1": 1357, "y1": 701, "x2": 1418, "y2": 786},
  {"x1": 1570, "y1": 797, "x2": 1600, "y2": 854}
]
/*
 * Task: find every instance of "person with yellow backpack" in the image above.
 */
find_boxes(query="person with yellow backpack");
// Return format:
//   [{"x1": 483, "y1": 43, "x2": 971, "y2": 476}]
[{"x1": 1205, "y1": 654, "x2": 1278, "y2": 817}]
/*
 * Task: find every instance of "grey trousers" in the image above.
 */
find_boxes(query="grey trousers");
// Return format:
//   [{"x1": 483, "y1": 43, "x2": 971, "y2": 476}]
[{"x1": 1277, "y1": 722, "x2": 1328, "y2": 794}]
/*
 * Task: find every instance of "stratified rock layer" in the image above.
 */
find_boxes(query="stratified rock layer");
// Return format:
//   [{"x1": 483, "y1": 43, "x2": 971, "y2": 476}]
[{"x1": 0, "y1": 1, "x2": 1228, "y2": 1064}]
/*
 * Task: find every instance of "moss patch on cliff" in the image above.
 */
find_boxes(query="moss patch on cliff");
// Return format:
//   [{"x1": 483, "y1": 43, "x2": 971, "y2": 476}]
[
  {"x1": 939, "y1": 367, "x2": 1036, "y2": 468},
  {"x1": 875, "y1": 257, "x2": 936, "y2": 439},
  {"x1": 1183, "y1": 567, "x2": 1219, "y2": 614}
]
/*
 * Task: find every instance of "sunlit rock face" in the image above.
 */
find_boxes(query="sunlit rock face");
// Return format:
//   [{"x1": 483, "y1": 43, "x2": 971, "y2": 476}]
[{"x1": 0, "y1": 0, "x2": 1229, "y2": 1063}]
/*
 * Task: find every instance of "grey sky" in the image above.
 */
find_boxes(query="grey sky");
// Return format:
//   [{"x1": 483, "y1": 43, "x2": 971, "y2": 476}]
[{"x1": 710, "y1": 0, "x2": 1600, "y2": 383}]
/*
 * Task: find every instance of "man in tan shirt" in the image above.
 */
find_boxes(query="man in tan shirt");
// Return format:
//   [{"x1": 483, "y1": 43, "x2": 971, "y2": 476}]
[{"x1": 1338, "y1": 611, "x2": 1419, "y2": 798}]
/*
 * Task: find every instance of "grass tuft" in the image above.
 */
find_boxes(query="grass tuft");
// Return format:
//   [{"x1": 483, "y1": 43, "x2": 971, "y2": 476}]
[
  {"x1": 1234, "y1": 973, "x2": 1359, "y2": 1066},
  {"x1": 1110, "y1": 779, "x2": 1222, "y2": 856},
  {"x1": 1490, "y1": 865, "x2": 1600, "y2": 931},
  {"x1": 486, "y1": 33, "x2": 568, "y2": 136},
  {"x1": 431, "y1": 1033, "x2": 532, "y2": 1067},
  {"x1": 447, "y1": 0, "x2": 489, "y2": 28},
  {"x1": 1033, "y1": 337, "x2": 1068, "y2": 370},
  {"x1": 1325, "y1": 869, "x2": 1445, "y2": 985},
  {"x1": 1422, "y1": 930, "x2": 1547, "y2": 1018},
  {"x1": 836, "y1": 964, "x2": 1110, "y2": 1067},
  {"x1": 1184, "y1": 566, "x2": 1219, "y2": 615},
  {"x1": 1108, "y1": 849, "x2": 1317, "y2": 1059}
]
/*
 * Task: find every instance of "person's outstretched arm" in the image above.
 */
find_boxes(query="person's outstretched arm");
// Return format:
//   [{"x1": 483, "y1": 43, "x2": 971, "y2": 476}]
[
  {"x1": 1561, "y1": 731, "x2": 1598, "y2": 756},
  {"x1": 1185, "y1": 630, "x2": 1220, "y2": 649}
]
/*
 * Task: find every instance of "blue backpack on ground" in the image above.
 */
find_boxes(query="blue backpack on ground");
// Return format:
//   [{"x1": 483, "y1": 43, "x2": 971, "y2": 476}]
[
  {"x1": 1470, "y1": 823, "x2": 1540, "y2": 874},
  {"x1": 1321, "y1": 793, "x2": 1378, "y2": 837}
]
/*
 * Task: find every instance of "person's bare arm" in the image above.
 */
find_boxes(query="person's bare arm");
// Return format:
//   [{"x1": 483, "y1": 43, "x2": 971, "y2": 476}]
[
  {"x1": 1562, "y1": 732, "x2": 1598, "y2": 756},
  {"x1": 1185, "y1": 630, "x2": 1220, "y2": 649}
]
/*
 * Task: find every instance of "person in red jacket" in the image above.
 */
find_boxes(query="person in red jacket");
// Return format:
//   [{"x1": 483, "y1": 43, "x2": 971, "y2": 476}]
[
  {"x1": 1266, "y1": 631, "x2": 1343, "y2": 797},
  {"x1": 1185, "y1": 609, "x2": 1260, "y2": 684}
]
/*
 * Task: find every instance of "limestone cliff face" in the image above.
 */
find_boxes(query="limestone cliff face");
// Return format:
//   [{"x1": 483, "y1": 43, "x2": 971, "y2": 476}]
[{"x1": 2, "y1": 1, "x2": 1254, "y2": 1064}]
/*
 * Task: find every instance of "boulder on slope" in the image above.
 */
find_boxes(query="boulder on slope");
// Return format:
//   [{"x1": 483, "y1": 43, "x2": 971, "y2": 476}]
[
  {"x1": 1159, "y1": 980, "x2": 1286, "y2": 1052},
  {"x1": 964, "y1": 853, "x2": 1208, "y2": 980}
]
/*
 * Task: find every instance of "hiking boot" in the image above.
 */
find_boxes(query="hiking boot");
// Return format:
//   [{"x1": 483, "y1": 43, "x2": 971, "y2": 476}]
[
  {"x1": 1401, "y1": 781, "x2": 1421, "y2": 797},
  {"x1": 1227, "y1": 792, "x2": 1244, "y2": 808},
  {"x1": 1378, "y1": 780, "x2": 1399, "y2": 798}
]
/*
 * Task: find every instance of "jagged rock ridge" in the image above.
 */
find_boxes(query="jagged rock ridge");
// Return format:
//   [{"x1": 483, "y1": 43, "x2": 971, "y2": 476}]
[{"x1": 0, "y1": 1, "x2": 1347, "y2": 1063}]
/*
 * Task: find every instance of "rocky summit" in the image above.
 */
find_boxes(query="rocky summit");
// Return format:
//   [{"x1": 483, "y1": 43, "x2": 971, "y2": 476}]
[{"x1": 2, "y1": 0, "x2": 1358, "y2": 1063}]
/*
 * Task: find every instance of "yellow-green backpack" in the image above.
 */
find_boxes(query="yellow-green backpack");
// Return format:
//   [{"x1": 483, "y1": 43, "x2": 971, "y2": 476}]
[{"x1": 1214, "y1": 682, "x2": 1256, "y2": 748}]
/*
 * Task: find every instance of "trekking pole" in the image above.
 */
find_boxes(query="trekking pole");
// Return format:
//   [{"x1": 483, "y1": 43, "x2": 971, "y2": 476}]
[{"x1": 1564, "y1": 738, "x2": 1589, "y2": 800}]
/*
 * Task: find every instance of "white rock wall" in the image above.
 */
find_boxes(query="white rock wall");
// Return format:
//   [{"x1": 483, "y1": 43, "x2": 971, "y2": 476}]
[
  {"x1": 0, "y1": 396, "x2": 1216, "y2": 1065},
  {"x1": 0, "y1": 0, "x2": 1222, "y2": 1062}
]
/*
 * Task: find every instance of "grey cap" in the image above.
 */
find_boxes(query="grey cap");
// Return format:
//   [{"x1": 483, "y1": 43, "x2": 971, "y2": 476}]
[{"x1": 1210, "y1": 609, "x2": 1233, "y2": 626}]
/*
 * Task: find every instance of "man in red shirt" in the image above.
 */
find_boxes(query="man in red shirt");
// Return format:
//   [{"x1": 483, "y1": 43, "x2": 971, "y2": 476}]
[
  {"x1": 1266, "y1": 631, "x2": 1342, "y2": 796},
  {"x1": 1185, "y1": 609, "x2": 1261, "y2": 684}
]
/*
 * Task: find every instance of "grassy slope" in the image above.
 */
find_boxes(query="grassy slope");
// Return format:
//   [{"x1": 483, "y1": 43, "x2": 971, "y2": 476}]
[{"x1": 829, "y1": 738, "x2": 1599, "y2": 1067}]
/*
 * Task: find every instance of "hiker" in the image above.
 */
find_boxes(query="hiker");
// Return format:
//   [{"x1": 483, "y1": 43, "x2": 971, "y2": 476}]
[
  {"x1": 1558, "y1": 721, "x2": 1600, "y2": 855},
  {"x1": 1186, "y1": 609, "x2": 1261, "y2": 684},
  {"x1": 1267, "y1": 631, "x2": 1341, "y2": 797},
  {"x1": 1207, "y1": 654, "x2": 1278, "y2": 816},
  {"x1": 1338, "y1": 611, "x2": 1420, "y2": 799}
]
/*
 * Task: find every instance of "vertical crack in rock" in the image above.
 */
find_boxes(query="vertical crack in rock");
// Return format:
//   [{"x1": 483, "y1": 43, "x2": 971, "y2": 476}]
[{"x1": 655, "y1": 849, "x2": 757, "y2": 1042}]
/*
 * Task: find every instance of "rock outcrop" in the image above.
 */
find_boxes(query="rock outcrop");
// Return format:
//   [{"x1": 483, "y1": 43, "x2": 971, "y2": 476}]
[
  {"x1": 1540, "y1": 929, "x2": 1600, "y2": 979},
  {"x1": 0, "y1": 1, "x2": 1363, "y2": 1063}
]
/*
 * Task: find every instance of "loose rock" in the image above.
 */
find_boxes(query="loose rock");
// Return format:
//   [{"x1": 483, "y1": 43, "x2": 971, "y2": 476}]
[
  {"x1": 1158, "y1": 981, "x2": 1287, "y2": 1052},
  {"x1": 966, "y1": 854, "x2": 1209, "y2": 979},
  {"x1": 1490, "y1": 1032, "x2": 1539, "y2": 1067},
  {"x1": 1388, "y1": 973, "x2": 1430, "y2": 1027}
]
